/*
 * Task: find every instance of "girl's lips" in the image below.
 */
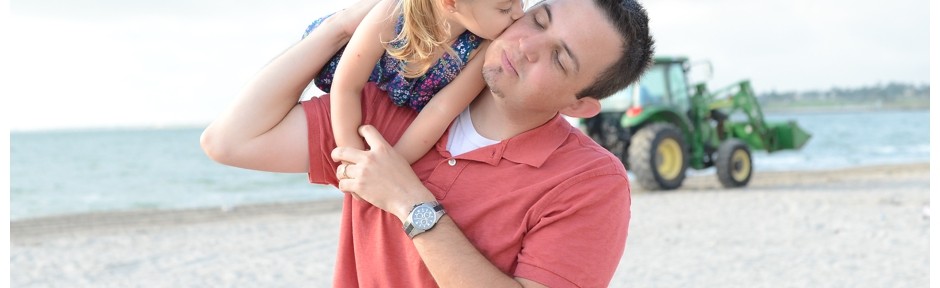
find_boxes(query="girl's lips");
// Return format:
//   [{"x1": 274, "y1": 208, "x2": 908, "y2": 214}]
[{"x1": 502, "y1": 51, "x2": 518, "y2": 77}]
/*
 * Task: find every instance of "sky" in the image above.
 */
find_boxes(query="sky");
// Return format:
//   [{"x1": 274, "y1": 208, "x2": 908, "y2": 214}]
[{"x1": 3, "y1": 0, "x2": 931, "y2": 131}]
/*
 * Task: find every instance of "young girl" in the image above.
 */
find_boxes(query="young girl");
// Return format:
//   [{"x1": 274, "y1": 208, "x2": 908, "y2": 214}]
[{"x1": 302, "y1": 0, "x2": 524, "y2": 163}]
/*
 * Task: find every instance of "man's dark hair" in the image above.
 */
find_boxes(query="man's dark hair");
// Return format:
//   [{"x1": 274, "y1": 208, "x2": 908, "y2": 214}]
[{"x1": 576, "y1": 0, "x2": 655, "y2": 100}]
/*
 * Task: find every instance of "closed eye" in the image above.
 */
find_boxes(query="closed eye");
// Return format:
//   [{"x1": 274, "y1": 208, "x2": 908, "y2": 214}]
[
  {"x1": 553, "y1": 50, "x2": 566, "y2": 73},
  {"x1": 532, "y1": 14, "x2": 545, "y2": 29}
]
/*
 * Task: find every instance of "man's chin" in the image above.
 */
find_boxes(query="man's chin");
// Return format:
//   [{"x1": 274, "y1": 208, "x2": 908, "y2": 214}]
[{"x1": 482, "y1": 66, "x2": 505, "y2": 97}]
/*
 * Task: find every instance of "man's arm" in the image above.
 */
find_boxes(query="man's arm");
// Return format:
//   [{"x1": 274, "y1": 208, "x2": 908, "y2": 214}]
[
  {"x1": 413, "y1": 217, "x2": 550, "y2": 288},
  {"x1": 200, "y1": 8, "x2": 367, "y2": 173},
  {"x1": 331, "y1": 126, "x2": 548, "y2": 288}
]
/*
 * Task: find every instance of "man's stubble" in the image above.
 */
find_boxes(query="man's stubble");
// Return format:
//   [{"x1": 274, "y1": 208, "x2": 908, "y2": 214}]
[{"x1": 482, "y1": 66, "x2": 504, "y2": 97}]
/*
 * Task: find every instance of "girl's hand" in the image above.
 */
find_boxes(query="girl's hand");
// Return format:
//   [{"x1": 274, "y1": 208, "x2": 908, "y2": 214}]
[
  {"x1": 331, "y1": 125, "x2": 435, "y2": 222},
  {"x1": 335, "y1": 129, "x2": 366, "y2": 152}
]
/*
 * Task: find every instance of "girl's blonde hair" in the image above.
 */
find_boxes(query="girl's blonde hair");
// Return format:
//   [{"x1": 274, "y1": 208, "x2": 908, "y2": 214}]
[{"x1": 386, "y1": 0, "x2": 457, "y2": 78}]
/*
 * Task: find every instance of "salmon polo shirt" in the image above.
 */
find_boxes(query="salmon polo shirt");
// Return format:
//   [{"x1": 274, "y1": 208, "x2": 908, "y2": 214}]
[{"x1": 303, "y1": 83, "x2": 631, "y2": 288}]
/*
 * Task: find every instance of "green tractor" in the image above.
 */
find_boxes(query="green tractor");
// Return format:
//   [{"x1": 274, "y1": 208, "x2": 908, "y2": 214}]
[{"x1": 583, "y1": 56, "x2": 811, "y2": 190}]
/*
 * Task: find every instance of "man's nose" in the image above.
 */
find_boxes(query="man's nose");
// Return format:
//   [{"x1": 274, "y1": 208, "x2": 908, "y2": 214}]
[{"x1": 518, "y1": 34, "x2": 547, "y2": 63}]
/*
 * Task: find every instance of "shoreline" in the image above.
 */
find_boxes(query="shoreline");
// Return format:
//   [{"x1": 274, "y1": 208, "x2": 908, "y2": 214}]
[
  {"x1": 11, "y1": 162, "x2": 925, "y2": 223},
  {"x1": 12, "y1": 161, "x2": 927, "y2": 235},
  {"x1": 11, "y1": 199, "x2": 344, "y2": 240}
]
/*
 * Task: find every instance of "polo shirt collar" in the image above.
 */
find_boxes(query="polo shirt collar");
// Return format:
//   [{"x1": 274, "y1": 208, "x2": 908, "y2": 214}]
[{"x1": 500, "y1": 115, "x2": 572, "y2": 168}]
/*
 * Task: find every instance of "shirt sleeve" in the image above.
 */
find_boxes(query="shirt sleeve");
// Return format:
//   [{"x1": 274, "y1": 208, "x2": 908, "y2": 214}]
[
  {"x1": 514, "y1": 173, "x2": 631, "y2": 288},
  {"x1": 301, "y1": 83, "x2": 419, "y2": 186}
]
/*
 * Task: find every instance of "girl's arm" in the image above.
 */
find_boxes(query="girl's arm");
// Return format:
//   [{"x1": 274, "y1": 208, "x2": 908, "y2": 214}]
[
  {"x1": 394, "y1": 43, "x2": 490, "y2": 163},
  {"x1": 329, "y1": 0, "x2": 400, "y2": 153}
]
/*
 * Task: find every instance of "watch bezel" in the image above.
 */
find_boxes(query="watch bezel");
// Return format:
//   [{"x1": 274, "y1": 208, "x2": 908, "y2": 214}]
[{"x1": 412, "y1": 205, "x2": 436, "y2": 230}]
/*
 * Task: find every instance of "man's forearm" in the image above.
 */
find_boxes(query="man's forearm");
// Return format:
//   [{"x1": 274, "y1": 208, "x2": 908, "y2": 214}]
[
  {"x1": 200, "y1": 21, "x2": 349, "y2": 171},
  {"x1": 411, "y1": 216, "x2": 529, "y2": 288},
  {"x1": 203, "y1": 26, "x2": 342, "y2": 149}
]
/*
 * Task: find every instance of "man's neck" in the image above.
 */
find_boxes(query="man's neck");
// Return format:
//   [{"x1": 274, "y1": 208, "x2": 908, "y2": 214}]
[{"x1": 467, "y1": 90, "x2": 559, "y2": 141}]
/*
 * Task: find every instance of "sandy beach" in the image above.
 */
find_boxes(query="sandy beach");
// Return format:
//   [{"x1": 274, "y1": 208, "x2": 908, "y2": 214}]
[{"x1": 12, "y1": 163, "x2": 929, "y2": 287}]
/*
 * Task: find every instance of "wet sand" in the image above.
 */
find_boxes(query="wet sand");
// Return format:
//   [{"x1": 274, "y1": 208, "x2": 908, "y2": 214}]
[{"x1": 12, "y1": 163, "x2": 929, "y2": 287}]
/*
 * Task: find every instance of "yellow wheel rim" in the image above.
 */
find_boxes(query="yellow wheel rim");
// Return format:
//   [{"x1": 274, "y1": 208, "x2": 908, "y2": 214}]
[
  {"x1": 731, "y1": 149, "x2": 751, "y2": 182},
  {"x1": 655, "y1": 138, "x2": 683, "y2": 180}
]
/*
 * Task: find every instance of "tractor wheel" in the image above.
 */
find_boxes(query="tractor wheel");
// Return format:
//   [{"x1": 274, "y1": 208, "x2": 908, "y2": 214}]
[
  {"x1": 628, "y1": 123, "x2": 688, "y2": 190},
  {"x1": 716, "y1": 139, "x2": 753, "y2": 188}
]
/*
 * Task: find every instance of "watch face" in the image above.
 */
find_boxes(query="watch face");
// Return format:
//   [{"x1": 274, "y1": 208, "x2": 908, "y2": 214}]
[{"x1": 412, "y1": 205, "x2": 436, "y2": 230}]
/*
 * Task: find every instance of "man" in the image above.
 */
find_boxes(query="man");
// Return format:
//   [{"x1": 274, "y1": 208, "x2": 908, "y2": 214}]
[{"x1": 201, "y1": 0, "x2": 654, "y2": 286}]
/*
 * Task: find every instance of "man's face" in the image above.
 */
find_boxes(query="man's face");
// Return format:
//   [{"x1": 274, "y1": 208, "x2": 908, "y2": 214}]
[{"x1": 481, "y1": 0, "x2": 621, "y2": 115}]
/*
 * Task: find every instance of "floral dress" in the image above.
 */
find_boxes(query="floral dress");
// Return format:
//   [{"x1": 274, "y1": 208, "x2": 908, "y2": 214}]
[{"x1": 303, "y1": 13, "x2": 483, "y2": 111}]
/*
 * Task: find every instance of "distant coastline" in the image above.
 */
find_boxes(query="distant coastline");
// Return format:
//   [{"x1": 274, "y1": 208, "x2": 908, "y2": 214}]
[
  {"x1": 762, "y1": 103, "x2": 929, "y2": 114},
  {"x1": 757, "y1": 82, "x2": 929, "y2": 113}
]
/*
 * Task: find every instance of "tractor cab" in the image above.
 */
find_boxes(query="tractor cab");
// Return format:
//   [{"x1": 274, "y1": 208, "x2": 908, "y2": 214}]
[{"x1": 620, "y1": 57, "x2": 692, "y2": 116}]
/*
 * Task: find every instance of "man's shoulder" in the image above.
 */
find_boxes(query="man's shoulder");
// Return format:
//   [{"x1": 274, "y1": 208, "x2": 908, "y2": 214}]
[{"x1": 550, "y1": 127, "x2": 629, "y2": 178}]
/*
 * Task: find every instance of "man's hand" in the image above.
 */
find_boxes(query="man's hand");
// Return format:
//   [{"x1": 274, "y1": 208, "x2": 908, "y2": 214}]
[{"x1": 331, "y1": 125, "x2": 437, "y2": 222}]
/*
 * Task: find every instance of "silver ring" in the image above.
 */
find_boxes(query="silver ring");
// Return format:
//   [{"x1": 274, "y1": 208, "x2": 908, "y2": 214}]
[{"x1": 339, "y1": 163, "x2": 350, "y2": 179}]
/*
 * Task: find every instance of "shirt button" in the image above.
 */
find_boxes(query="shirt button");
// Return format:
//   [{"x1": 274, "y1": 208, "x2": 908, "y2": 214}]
[{"x1": 448, "y1": 159, "x2": 457, "y2": 166}]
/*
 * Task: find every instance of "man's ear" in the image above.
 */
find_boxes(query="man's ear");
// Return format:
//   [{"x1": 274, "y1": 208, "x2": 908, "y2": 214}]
[{"x1": 559, "y1": 97, "x2": 601, "y2": 118}]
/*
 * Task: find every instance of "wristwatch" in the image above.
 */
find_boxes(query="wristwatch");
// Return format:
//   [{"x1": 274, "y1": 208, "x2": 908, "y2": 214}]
[{"x1": 403, "y1": 201, "x2": 446, "y2": 238}]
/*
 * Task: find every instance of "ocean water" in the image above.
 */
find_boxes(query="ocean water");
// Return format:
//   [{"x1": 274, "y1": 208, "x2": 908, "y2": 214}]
[
  {"x1": 11, "y1": 128, "x2": 337, "y2": 220},
  {"x1": 10, "y1": 110, "x2": 930, "y2": 220},
  {"x1": 750, "y1": 110, "x2": 929, "y2": 171}
]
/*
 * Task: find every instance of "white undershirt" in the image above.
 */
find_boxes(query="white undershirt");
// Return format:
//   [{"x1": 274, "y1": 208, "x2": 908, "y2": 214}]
[{"x1": 446, "y1": 107, "x2": 500, "y2": 156}]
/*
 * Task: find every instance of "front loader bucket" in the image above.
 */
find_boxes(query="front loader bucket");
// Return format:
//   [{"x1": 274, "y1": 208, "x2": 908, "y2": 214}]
[{"x1": 766, "y1": 121, "x2": 811, "y2": 151}]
